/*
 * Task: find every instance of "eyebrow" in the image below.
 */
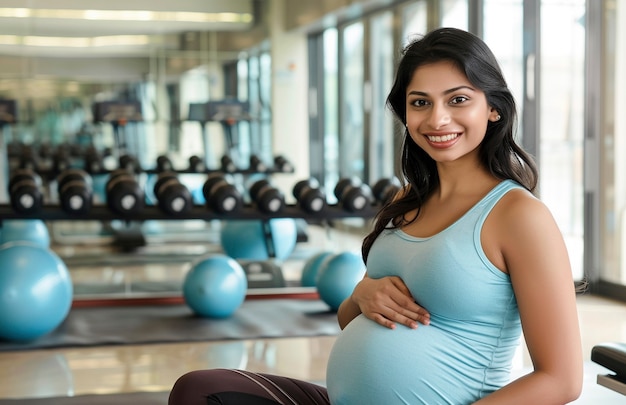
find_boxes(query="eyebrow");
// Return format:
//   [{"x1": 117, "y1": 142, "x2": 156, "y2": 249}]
[{"x1": 407, "y1": 85, "x2": 476, "y2": 97}]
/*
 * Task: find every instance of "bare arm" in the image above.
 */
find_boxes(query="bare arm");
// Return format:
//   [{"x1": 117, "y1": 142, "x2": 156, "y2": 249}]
[
  {"x1": 474, "y1": 193, "x2": 583, "y2": 404},
  {"x1": 337, "y1": 273, "x2": 430, "y2": 330}
]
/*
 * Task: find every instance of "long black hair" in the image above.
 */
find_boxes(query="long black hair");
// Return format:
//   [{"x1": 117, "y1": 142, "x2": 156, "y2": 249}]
[{"x1": 362, "y1": 27, "x2": 538, "y2": 262}]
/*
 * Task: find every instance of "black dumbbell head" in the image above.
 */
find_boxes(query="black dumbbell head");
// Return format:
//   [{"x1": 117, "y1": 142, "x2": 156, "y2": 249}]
[
  {"x1": 189, "y1": 155, "x2": 206, "y2": 173},
  {"x1": 106, "y1": 173, "x2": 144, "y2": 215},
  {"x1": 156, "y1": 155, "x2": 174, "y2": 172},
  {"x1": 84, "y1": 150, "x2": 104, "y2": 174},
  {"x1": 333, "y1": 177, "x2": 363, "y2": 200},
  {"x1": 153, "y1": 171, "x2": 179, "y2": 197},
  {"x1": 372, "y1": 177, "x2": 402, "y2": 204},
  {"x1": 221, "y1": 155, "x2": 237, "y2": 173},
  {"x1": 249, "y1": 155, "x2": 267, "y2": 172},
  {"x1": 340, "y1": 184, "x2": 373, "y2": 212},
  {"x1": 254, "y1": 184, "x2": 285, "y2": 213},
  {"x1": 59, "y1": 180, "x2": 93, "y2": 214},
  {"x1": 209, "y1": 183, "x2": 243, "y2": 214},
  {"x1": 156, "y1": 179, "x2": 192, "y2": 215},
  {"x1": 293, "y1": 178, "x2": 320, "y2": 200},
  {"x1": 274, "y1": 155, "x2": 293, "y2": 172},
  {"x1": 9, "y1": 169, "x2": 43, "y2": 214},
  {"x1": 203, "y1": 173, "x2": 227, "y2": 199},
  {"x1": 119, "y1": 154, "x2": 142, "y2": 173},
  {"x1": 57, "y1": 169, "x2": 92, "y2": 192},
  {"x1": 249, "y1": 179, "x2": 271, "y2": 201}
]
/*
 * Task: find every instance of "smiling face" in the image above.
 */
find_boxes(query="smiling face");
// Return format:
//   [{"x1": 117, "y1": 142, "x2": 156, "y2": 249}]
[{"x1": 405, "y1": 60, "x2": 500, "y2": 164}]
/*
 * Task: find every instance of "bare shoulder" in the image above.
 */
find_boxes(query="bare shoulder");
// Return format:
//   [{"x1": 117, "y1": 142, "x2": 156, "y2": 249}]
[
  {"x1": 491, "y1": 187, "x2": 554, "y2": 229},
  {"x1": 489, "y1": 186, "x2": 565, "y2": 261}
]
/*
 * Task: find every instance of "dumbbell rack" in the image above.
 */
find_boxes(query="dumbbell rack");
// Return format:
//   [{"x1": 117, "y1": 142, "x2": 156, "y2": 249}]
[{"x1": 0, "y1": 203, "x2": 381, "y2": 221}]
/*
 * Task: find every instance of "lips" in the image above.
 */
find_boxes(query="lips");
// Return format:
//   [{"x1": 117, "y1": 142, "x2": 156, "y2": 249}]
[{"x1": 426, "y1": 133, "x2": 460, "y2": 143}]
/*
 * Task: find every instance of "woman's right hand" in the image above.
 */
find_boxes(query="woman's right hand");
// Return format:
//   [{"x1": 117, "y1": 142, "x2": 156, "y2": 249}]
[{"x1": 351, "y1": 275, "x2": 430, "y2": 329}]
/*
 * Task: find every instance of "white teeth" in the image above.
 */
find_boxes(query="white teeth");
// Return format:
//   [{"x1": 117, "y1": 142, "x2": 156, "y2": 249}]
[{"x1": 427, "y1": 133, "x2": 459, "y2": 142}]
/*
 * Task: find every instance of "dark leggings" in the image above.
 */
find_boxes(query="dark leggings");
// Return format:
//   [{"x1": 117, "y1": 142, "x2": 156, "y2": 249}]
[{"x1": 168, "y1": 369, "x2": 331, "y2": 405}]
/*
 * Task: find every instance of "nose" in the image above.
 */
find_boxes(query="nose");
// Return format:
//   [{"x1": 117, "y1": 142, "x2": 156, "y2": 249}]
[{"x1": 426, "y1": 103, "x2": 451, "y2": 129}]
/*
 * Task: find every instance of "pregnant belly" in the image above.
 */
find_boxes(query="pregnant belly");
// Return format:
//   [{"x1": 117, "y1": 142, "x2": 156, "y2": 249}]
[{"x1": 326, "y1": 315, "x2": 487, "y2": 405}]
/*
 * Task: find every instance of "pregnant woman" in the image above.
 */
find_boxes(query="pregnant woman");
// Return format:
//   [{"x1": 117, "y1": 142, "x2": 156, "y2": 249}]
[{"x1": 168, "y1": 27, "x2": 583, "y2": 405}]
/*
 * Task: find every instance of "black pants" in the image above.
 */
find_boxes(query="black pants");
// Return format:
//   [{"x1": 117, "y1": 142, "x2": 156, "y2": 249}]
[{"x1": 168, "y1": 369, "x2": 331, "y2": 405}]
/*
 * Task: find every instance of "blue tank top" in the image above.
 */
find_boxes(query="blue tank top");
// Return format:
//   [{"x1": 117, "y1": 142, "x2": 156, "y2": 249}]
[{"x1": 326, "y1": 180, "x2": 523, "y2": 405}]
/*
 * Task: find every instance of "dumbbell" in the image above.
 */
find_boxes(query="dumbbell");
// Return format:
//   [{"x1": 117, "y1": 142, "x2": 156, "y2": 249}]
[
  {"x1": 249, "y1": 179, "x2": 285, "y2": 213},
  {"x1": 293, "y1": 178, "x2": 327, "y2": 214},
  {"x1": 274, "y1": 155, "x2": 293, "y2": 173},
  {"x1": 18, "y1": 146, "x2": 40, "y2": 172},
  {"x1": 189, "y1": 155, "x2": 206, "y2": 173},
  {"x1": 118, "y1": 154, "x2": 142, "y2": 174},
  {"x1": 52, "y1": 148, "x2": 72, "y2": 175},
  {"x1": 83, "y1": 147, "x2": 104, "y2": 174},
  {"x1": 156, "y1": 155, "x2": 174, "y2": 172},
  {"x1": 153, "y1": 171, "x2": 193, "y2": 215},
  {"x1": 57, "y1": 169, "x2": 93, "y2": 215},
  {"x1": 249, "y1": 155, "x2": 268, "y2": 172},
  {"x1": 220, "y1": 155, "x2": 237, "y2": 173},
  {"x1": 202, "y1": 173, "x2": 243, "y2": 214},
  {"x1": 333, "y1": 177, "x2": 374, "y2": 212},
  {"x1": 38, "y1": 143, "x2": 53, "y2": 160},
  {"x1": 105, "y1": 169, "x2": 145, "y2": 215},
  {"x1": 8, "y1": 169, "x2": 44, "y2": 214},
  {"x1": 372, "y1": 177, "x2": 402, "y2": 205}
]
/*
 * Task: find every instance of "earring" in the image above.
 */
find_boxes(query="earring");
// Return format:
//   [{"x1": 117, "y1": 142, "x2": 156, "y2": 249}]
[{"x1": 495, "y1": 114, "x2": 501, "y2": 121}]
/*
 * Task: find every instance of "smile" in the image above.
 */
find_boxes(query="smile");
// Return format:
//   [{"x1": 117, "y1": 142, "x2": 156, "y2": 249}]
[{"x1": 426, "y1": 133, "x2": 460, "y2": 142}]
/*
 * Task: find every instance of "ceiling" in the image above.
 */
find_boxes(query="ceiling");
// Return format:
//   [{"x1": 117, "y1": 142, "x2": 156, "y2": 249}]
[{"x1": 0, "y1": 0, "x2": 259, "y2": 57}]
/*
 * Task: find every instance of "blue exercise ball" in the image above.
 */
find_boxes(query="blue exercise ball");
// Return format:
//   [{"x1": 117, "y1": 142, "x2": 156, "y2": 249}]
[
  {"x1": 301, "y1": 251, "x2": 334, "y2": 287},
  {"x1": 316, "y1": 251, "x2": 366, "y2": 311},
  {"x1": 220, "y1": 219, "x2": 297, "y2": 261},
  {"x1": 0, "y1": 219, "x2": 50, "y2": 248},
  {"x1": 0, "y1": 243, "x2": 73, "y2": 341},
  {"x1": 183, "y1": 254, "x2": 248, "y2": 318}
]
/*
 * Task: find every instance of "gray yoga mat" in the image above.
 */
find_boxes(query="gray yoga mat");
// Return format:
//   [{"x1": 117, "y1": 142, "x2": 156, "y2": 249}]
[{"x1": 0, "y1": 299, "x2": 339, "y2": 352}]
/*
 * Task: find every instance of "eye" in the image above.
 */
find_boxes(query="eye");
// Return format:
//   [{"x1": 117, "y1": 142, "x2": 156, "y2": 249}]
[
  {"x1": 450, "y1": 96, "x2": 469, "y2": 105},
  {"x1": 410, "y1": 98, "x2": 430, "y2": 107}
]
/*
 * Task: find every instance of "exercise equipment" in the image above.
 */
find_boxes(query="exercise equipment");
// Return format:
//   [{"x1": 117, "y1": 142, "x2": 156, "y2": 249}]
[
  {"x1": 293, "y1": 178, "x2": 327, "y2": 214},
  {"x1": 239, "y1": 260, "x2": 286, "y2": 288},
  {"x1": 300, "y1": 251, "x2": 334, "y2": 287},
  {"x1": 220, "y1": 218, "x2": 297, "y2": 260},
  {"x1": 189, "y1": 155, "x2": 206, "y2": 173},
  {"x1": 83, "y1": 147, "x2": 105, "y2": 174},
  {"x1": 592, "y1": 342, "x2": 626, "y2": 395},
  {"x1": 183, "y1": 254, "x2": 248, "y2": 318},
  {"x1": 334, "y1": 177, "x2": 374, "y2": 212},
  {"x1": 249, "y1": 155, "x2": 268, "y2": 172},
  {"x1": 153, "y1": 171, "x2": 193, "y2": 215},
  {"x1": 105, "y1": 169, "x2": 145, "y2": 215},
  {"x1": 316, "y1": 251, "x2": 366, "y2": 311},
  {"x1": 119, "y1": 154, "x2": 141, "y2": 173},
  {"x1": 17, "y1": 146, "x2": 39, "y2": 172},
  {"x1": 249, "y1": 179, "x2": 285, "y2": 214},
  {"x1": 372, "y1": 177, "x2": 402, "y2": 205},
  {"x1": 118, "y1": 154, "x2": 142, "y2": 174},
  {"x1": 187, "y1": 100, "x2": 251, "y2": 171},
  {"x1": 202, "y1": 173, "x2": 243, "y2": 214},
  {"x1": 51, "y1": 148, "x2": 71, "y2": 176},
  {"x1": 274, "y1": 155, "x2": 293, "y2": 172},
  {"x1": 0, "y1": 243, "x2": 73, "y2": 341},
  {"x1": 57, "y1": 169, "x2": 93, "y2": 215},
  {"x1": 0, "y1": 219, "x2": 50, "y2": 248},
  {"x1": 8, "y1": 168, "x2": 43, "y2": 214},
  {"x1": 220, "y1": 155, "x2": 237, "y2": 173},
  {"x1": 156, "y1": 155, "x2": 174, "y2": 172}
]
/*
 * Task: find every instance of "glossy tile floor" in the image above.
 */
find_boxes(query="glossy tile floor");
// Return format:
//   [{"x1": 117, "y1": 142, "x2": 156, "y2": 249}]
[{"x1": 0, "y1": 221, "x2": 625, "y2": 403}]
